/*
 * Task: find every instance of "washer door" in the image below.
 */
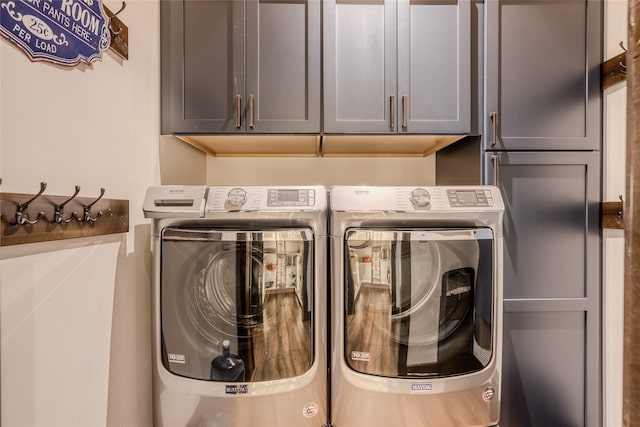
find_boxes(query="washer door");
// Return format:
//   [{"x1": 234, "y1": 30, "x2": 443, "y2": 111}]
[
  {"x1": 344, "y1": 228, "x2": 494, "y2": 378},
  {"x1": 161, "y1": 227, "x2": 314, "y2": 382}
]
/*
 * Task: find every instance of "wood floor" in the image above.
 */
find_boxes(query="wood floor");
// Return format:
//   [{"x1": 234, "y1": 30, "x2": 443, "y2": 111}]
[
  {"x1": 346, "y1": 286, "x2": 400, "y2": 377},
  {"x1": 250, "y1": 290, "x2": 312, "y2": 381}
]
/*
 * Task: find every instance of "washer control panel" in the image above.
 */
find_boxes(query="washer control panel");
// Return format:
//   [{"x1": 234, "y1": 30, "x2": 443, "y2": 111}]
[{"x1": 447, "y1": 189, "x2": 494, "y2": 207}]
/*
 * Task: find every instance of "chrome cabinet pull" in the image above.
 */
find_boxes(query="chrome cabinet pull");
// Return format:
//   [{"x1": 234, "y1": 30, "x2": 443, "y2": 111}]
[
  {"x1": 490, "y1": 112, "x2": 498, "y2": 146},
  {"x1": 491, "y1": 154, "x2": 499, "y2": 185},
  {"x1": 248, "y1": 94, "x2": 255, "y2": 129},
  {"x1": 402, "y1": 95, "x2": 408, "y2": 129},
  {"x1": 390, "y1": 95, "x2": 396, "y2": 131},
  {"x1": 235, "y1": 94, "x2": 241, "y2": 129}
]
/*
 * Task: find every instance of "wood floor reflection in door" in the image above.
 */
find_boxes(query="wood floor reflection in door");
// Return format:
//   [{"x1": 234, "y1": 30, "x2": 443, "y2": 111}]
[
  {"x1": 250, "y1": 289, "x2": 312, "y2": 381},
  {"x1": 347, "y1": 285, "x2": 400, "y2": 377}
]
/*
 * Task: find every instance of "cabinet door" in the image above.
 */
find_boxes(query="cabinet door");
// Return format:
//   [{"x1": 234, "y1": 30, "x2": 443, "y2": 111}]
[
  {"x1": 484, "y1": 0, "x2": 602, "y2": 150},
  {"x1": 485, "y1": 151, "x2": 601, "y2": 426},
  {"x1": 161, "y1": 0, "x2": 245, "y2": 134},
  {"x1": 323, "y1": 0, "x2": 397, "y2": 133},
  {"x1": 397, "y1": 0, "x2": 471, "y2": 134},
  {"x1": 246, "y1": 0, "x2": 320, "y2": 133}
]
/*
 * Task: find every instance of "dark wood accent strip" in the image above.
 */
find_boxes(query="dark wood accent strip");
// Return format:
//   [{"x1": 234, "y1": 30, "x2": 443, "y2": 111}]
[
  {"x1": 625, "y1": 1, "x2": 640, "y2": 424},
  {"x1": 0, "y1": 192, "x2": 129, "y2": 246},
  {"x1": 601, "y1": 201, "x2": 624, "y2": 229},
  {"x1": 602, "y1": 51, "x2": 627, "y2": 90}
]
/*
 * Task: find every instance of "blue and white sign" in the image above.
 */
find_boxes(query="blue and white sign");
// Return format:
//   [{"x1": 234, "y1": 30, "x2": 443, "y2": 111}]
[{"x1": 0, "y1": 0, "x2": 110, "y2": 66}]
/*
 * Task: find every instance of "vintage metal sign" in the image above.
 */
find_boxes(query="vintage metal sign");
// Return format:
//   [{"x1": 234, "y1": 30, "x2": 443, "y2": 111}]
[{"x1": 0, "y1": 0, "x2": 110, "y2": 66}]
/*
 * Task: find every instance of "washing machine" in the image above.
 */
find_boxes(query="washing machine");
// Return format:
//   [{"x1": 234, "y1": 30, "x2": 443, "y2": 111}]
[
  {"x1": 143, "y1": 185, "x2": 328, "y2": 427},
  {"x1": 329, "y1": 186, "x2": 504, "y2": 427}
]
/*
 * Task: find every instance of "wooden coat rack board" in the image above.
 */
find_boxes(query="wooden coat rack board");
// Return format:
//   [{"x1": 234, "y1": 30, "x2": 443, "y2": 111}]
[
  {"x1": 602, "y1": 43, "x2": 627, "y2": 90},
  {"x1": 601, "y1": 200, "x2": 624, "y2": 229},
  {"x1": 0, "y1": 184, "x2": 129, "y2": 247}
]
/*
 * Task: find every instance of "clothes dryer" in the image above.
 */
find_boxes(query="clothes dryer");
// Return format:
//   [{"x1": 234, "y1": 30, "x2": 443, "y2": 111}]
[
  {"x1": 329, "y1": 186, "x2": 504, "y2": 427},
  {"x1": 144, "y1": 185, "x2": 328, "y2": 427}
]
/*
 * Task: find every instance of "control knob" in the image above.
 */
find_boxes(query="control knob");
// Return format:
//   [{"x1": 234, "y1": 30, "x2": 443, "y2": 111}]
[
  {"x1": 410, "y1": 188, "x2": 431, "y2": 208},
  {"x1": 227, "y1": 188, "x2": 248, "y2": 207}
]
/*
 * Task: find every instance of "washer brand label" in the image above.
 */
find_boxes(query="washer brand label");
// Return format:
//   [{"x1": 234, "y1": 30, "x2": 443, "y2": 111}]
[
  {"x1": 351, "y1": 351, "x2": 371, "y2": 361},
  {"x1": 225, "y1": 385, "x2": 248, "y2": 395},
  {"x1": 411, "y1": 383, "x2": 433, "y2": 392},
  {"x1": 302, "y1": 402, "x2": 319, "y2": 418},
  {"x1": 167, "y1": 353, "x2": 185, "y2": 364}
]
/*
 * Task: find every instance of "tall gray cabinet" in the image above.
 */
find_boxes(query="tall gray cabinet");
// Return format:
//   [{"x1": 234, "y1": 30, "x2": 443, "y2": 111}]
[
  {"x1": 483, "y1": 1, "x2": 603, "y2": 426},
  {"x1": 323, "y1": 0, "x2": 471, "y2": 134},
  {"x1": 161, "y1": 0, "x2": 320, "y2": 134}
]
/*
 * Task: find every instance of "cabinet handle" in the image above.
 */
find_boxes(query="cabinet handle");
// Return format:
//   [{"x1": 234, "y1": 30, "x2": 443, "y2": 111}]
[
  {"x1": 402, "y1": 95, "x2": 408, "y2": 129},
  {"x1": 491, "y1": 154, "x2": 499, "y2": 186},
  {"x1": 490, "y1": 112, "x2": 498, "y2": 146},
  {"x1": 235, "y1": 94, "x2": 241, "y2": 129},
  {"x1": 248, "y1": 94, "x2": 255, "y2": 129},
  {"x1": 390, "y1": 95, "x2": 396, "y2": 131}
]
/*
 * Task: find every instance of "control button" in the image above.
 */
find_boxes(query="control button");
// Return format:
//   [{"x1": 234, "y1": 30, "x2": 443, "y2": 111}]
[
  {"x1": 410, "y1": 188, "x2": 431, "y2": 208},
  {"x1": 227, "y1": 188, "x2": 248, "y2": 207}
]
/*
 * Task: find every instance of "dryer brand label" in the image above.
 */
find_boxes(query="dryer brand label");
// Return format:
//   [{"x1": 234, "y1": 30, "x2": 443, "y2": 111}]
[
  {"x1": 167, "y1": 353, "x2": 186, "y2": 364},
  {"x1": 225, "y1": 385, "x2": 248, "y2": 395},
  {"x1": 411, "y1": 383, "x2": 433, "y2": 392},
  {"x1": 351, "y1": 351, "x2": 371, "y2": 361}
]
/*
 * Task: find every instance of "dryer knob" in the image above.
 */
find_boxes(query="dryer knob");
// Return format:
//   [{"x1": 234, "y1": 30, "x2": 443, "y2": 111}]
[
  {"x1": 227, "y1": 188, "x2": 248, "y2": 207},
  {"x1": 410, "y1": 188, "x2": 431, "y2": 208}
]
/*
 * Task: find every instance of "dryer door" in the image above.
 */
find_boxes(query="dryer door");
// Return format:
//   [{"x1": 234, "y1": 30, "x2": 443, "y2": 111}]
[
  {"x1": 344, "y1": 227, "x2": 494, "y2": 378},
  {"x1": 161, "y1": 227, "x2": 314, "y2": 382}
]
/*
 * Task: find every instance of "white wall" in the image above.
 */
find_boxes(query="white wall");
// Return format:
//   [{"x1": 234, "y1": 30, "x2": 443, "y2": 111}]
[
  {"x1": 603, "y1": 1, "x2": 628, "y2": 426},
  {"x1": 0, "y1": 1, "x2": 161, "y2": 425}
]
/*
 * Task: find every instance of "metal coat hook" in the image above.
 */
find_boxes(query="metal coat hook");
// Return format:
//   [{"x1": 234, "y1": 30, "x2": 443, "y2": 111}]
[
  {"x1": 52, "y1": 185, "x2": 80, "y2": 224},
  {"x1": 80, "y1": 187, "x2": 105, "y2": 223},
  {"x1": 15, "y1": 182, "x2": 47, "y2": 225},
  {"x1": 619, "y1": 194, "x2": 625, "y2": 218},
  {"x1": 619, "y1": 42, "x2": 628, "y2": 74},
  {"x1": 109, "y1": 1, "x2": 126, "y2": 35}
]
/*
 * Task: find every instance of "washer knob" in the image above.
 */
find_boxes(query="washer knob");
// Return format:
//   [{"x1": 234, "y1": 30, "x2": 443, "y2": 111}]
[
  {"x1": 227, "y1": 188, "x2": 248, "y2": 207},
  {"x1": 410, "y1": 188, "x2": 431, "y2": 208}
]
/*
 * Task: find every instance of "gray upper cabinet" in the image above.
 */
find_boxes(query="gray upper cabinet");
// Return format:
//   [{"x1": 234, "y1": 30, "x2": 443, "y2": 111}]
[
  {"x1": 161, "y1": 0, "x2": 320, "y2": 134},
  {"x1": 323, "y1": 0, "x2": 471, "y2": 134},
  {"x1": 484, "y1": 0, "x2": 602, "y2": 150}
]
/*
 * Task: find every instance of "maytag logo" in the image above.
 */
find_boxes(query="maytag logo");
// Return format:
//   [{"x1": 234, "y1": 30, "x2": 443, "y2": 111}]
[
  {"x1": 167, "y1": 353, "x2": 185, "y2": 364},
  {"x1": 411, "y1": 383, "x2": 433, "y2": 392},
  {"x1": 169, "y1": 189, "x2": 184, "y2": 193},
  {"x1": 354, "y1": 190, "x2": 371, "y2": 195},
  {"x1": 225, "y1": 385, "x2": 248, "y2": 395}
]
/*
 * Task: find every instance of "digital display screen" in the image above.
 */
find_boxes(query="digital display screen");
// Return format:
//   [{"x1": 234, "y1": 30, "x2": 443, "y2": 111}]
[
  {"x1": 457, "y1": 191, "x2": 478, "y2": 204},
  {"x1": 278, "y1": 190, "x2": 300, "y2": 202}
]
